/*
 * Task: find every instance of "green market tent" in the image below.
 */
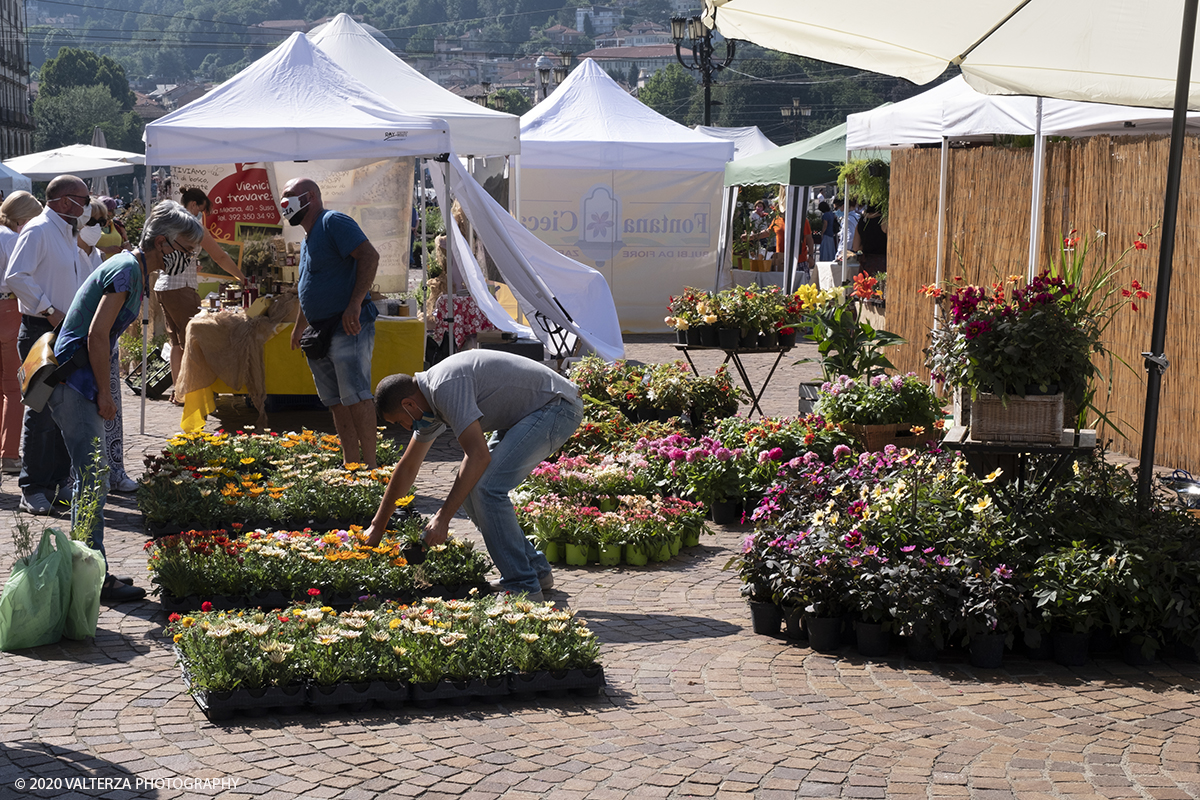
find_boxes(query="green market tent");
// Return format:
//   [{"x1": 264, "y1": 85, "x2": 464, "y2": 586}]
[{"x1": 717, "y1": 122, "x2": 890, "y2": 290}]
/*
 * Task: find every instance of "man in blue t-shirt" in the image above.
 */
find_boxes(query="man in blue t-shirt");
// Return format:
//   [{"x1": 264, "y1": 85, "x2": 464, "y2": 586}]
[{"x1": 282, "y1": 178, "x2": 381, "y2": 468}]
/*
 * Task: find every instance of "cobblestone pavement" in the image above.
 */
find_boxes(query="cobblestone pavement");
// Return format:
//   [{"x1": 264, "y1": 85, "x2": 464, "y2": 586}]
[{"x1": 0, "y1": 338, "x2": 1197, "y2": 800}]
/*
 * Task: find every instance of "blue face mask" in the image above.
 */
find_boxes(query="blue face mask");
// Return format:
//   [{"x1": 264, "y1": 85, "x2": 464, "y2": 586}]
[{"x1": 404, "y1": 404, "x2": 438, "y2": 431}]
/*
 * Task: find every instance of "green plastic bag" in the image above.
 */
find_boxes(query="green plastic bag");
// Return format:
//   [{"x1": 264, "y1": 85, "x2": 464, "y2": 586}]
[
  {"x1": 63, "y1": 539, "x2": 105, "y2": 641},
  {"x1": 0, "y1": 529, "x2": 73, "y2": 651}
]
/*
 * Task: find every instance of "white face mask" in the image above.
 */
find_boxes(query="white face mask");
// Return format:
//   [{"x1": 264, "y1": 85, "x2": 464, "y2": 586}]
[{"x1": 79, "y1": 224, "x2": 104, "y2": 247}]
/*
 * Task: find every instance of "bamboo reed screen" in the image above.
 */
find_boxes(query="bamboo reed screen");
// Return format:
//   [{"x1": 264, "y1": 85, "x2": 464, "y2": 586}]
[{"x1": 885, "y1": 134, "x2": 1200, "y2": 472}]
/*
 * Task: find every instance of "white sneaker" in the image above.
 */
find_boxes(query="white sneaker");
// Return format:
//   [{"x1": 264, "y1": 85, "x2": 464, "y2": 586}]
[{"x1": 19, "y1": 492, "x2": 51, "y2": 516}]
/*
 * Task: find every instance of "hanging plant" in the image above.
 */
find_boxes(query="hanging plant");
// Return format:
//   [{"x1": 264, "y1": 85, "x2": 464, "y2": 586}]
[{"x1": 838, "y1": 159, "x2": 890, "y2": 219}]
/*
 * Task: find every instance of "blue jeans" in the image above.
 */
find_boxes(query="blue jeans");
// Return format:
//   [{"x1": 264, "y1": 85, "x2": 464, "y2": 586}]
[
  {"x1": 460, "y1": 395, "x2": 583, "y2": 594},
  {"x1": 47, "y1": 383, "x2": 108, "y2": 565},
  {"x1": 17, "y1": 317, "x2": 70, "y2": 497},
  {"x1": 306, "y1": 322, "x2": 375, "y2": 407}
]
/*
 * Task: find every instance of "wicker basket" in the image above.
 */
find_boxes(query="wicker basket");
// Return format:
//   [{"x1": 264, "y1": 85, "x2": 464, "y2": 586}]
[
  {"x1": 847, "y1": 423, "x2": 943, "y2": 452},
  {"x1": 970, "y1": 393, "x2": 1063, "y2": 443}
]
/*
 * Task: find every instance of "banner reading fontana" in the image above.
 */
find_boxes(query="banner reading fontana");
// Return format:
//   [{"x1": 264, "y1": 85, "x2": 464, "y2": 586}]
[{"x1": 518, "y1": 169, "x2": 723, "y2": 332}]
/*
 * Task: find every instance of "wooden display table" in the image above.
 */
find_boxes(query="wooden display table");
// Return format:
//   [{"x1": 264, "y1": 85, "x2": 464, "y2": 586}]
[{"x1": 942, "y1": 426, "x2": 1097, "y2": 514}]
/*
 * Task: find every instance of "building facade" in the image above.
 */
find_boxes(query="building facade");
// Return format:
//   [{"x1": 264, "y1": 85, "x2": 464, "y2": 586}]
[{"x1": 0, "y1": 0, "x2": 31, "y2": 159}]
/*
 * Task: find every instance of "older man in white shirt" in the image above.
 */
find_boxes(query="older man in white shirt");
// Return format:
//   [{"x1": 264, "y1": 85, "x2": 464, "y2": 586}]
[{"x1": 4, "y1": 174, "x2": 95, "y2": 515}]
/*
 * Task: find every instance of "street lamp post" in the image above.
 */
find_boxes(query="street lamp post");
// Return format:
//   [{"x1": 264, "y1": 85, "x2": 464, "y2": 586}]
[
  {"x1": 779, "y1": 98, "x2": 812, "y2": 140},
  {"x1": 670, "y1": 15, "x2": 735, "y2": 126}
]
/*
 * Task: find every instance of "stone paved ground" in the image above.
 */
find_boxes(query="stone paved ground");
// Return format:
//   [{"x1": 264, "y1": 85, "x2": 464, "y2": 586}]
[{"x1": 0, "y1": 336, "x2": 1197, "y2": 800}]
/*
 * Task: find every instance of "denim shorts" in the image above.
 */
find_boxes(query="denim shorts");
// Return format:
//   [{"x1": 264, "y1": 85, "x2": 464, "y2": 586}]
[{"x1": 306, "y1": 321, "x2": 375, "y2": 407}]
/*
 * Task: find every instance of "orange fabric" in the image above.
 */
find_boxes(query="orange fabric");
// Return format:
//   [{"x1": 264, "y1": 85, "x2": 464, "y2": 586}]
[{"x1": 769, "y1": 217, "x2": 811, "y2": 261}]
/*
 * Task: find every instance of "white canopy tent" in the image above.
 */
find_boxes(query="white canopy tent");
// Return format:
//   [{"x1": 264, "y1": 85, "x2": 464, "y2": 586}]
[
  {"x1": 519, "y1": 59, "x2": 734, "y2": 332},
  {"x1": 694, "y1": 125, "x2": 779, "y2": 159},
  {"x1": 308, "y1": 14, "x2": 520, "y2": 158},
  {"x1": 847, "y1": 75, "x2": 1200, "y2": 283},
  {"x1": 145, "y1": 33, "x2": 450, "y2": 165},
  {"x1": 703, "y1": 0, "x2": 1200, "y2": 501},
  {"x1": 0, "y1": 161, "x2": 31, "y2": 195},
  {"x1": 429, "y1": 157, "x2": 625, "y2": 362}
]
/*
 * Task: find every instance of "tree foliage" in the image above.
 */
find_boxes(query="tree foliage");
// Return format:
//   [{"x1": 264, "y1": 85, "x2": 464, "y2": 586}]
[
  {"x1": 638, "y1": 63, "x2": 698, "y2": 125},
  {"x1": 40, "y1": 47, "x2": 136, "y2": 112},
  {"x1": 32, "y1": 84, "x2": 145, "y2": 152}
]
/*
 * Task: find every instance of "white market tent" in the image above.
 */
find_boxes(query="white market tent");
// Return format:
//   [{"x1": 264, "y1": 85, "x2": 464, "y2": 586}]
[
  {"x1": 847, "y1": 76, "x2": 1200, "y2": 151},
  {"x1": 695, "y1": 125, "x2": 779, "y2": 159},
  {"x1": 308, "y1": 13, "x2": 520, "y2": 158},
  {"x1": 846, "y1": 75, "x2": 1200, "y2": 281},
  {"x1": 144, "y1": 31, "x2": 623, "y2": 368},
  {"x1": 519, "y1": 59, "x2": 735, "y2": 332},
  {"x1": 0, "y1": 161, "x2": 31, "y2": 195},
  {"x1": 145, "y1": 33, "x2": 450, "y2": 165}
]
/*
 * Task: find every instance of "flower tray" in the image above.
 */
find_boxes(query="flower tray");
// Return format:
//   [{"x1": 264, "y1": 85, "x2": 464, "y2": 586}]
[
  {"x1": 508, "y1": 667, "x2": 606, "y2": 698},
  {"x1": 190, "y1": 683, "x2": 308, "y2": 721},
  {"x1": 160, "y1": 582, "x2": 495, "y2": 612},
  {"x1": 970, "y1": 392, "x2": 1063, "y2": 444},
  {"x1": 846, "y1": 423, "x2": 942, "y2": 453},
  {"x1": 145, "y1": 517, "x2": 362, "y2": 539},
  {"x1": 182, "y1": 669, "x2": 603, "y2": 721}
]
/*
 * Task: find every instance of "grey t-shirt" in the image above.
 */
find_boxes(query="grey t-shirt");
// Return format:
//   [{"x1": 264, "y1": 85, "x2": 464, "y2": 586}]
[{"x1": 412, "y1": 350, "x2": 579, "y2": 442}]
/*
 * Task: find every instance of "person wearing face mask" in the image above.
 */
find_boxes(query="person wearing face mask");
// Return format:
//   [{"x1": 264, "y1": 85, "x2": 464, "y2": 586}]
[
  {"x1": 154, "y1": 187, "x2": 247, "y2": 401},
  {"x1": 282, "y1": 177, "x2": 381, "y2": 469},
  {"x1": 4, "y1": 174, "x2": 97, "y2": 516},
  {"x1": 0, "y1": 191, "x2": 44, "y2": 480},
  {"x1": 364, "y1": 351, "x2": 584, "y2": 601},
  {"x1": 75, "y1": 198, "x2": 138, "y2": 495},
  {"x1": 51, "y1": 200, "x2": 203, "y2": 602}
]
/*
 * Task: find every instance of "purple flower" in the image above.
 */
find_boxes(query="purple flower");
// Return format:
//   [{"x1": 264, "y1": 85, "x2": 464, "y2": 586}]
[
  {"x1": 740, "y1": 534, "x2": 758, "y2": 554},
  {"x1": 863, "y1": 545, "x2": 879, "y2": 557},
  {"x1": 892, "y1": 375, "x2": 904, "y2": 390},
  {"x1": 995, "y1": 564, "x2": 1013, "y2": 579},
  {"x1": 768, "y1": 447, "x2": 783, "y2": 461},
  {"x1": 923, "y1": 547, "x2": 935, "y2": 554},
  {"x1": 667, "y1": 447, "x2": 687, "y2": 461},
  {"x1": 832, "y1": 444, "x2": 852, "y2": 461},
  {"x1": 935, "y1": 555, "x2": 951, "y2": 567},
  {"x1": 715, "y1": 447, "x2": 734, "y2": 462},
  {"x1": 900, "y1": 545, "x2": 917, "y2": 553},
  {"x1": 815, "y1": 555, "x2": 830, "y2": 566},
  {"x1": 848, "y1": 556, "x2": 863, "y2": 568},
  {"x1": 870, "y1": 375, "x2": 885, "y2": 387}
]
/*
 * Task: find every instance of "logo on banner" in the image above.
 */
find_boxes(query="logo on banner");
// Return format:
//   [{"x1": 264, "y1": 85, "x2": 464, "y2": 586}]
[
  {"x1": 575, "y1": 184, "x2": 623, "y2": 268},
  {"x1": 384, "y1": 131, "x2": 409, "y2": 141}
]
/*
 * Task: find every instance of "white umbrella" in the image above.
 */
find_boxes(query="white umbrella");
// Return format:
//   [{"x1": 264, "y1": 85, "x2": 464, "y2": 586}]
[
  {"x1": 4, "y1": 151, "x2": 136, "y2": 181},
  {"x1": 704, "y1": 0, "x2": 1200, "y2": 503}
]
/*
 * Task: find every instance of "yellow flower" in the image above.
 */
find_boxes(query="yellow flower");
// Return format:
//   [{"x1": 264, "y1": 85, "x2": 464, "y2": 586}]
[
  {"x1": 172, "y1": 633, "x2": 182, "y2": 643},
  {"x1": 970, "y1": 495, "x2": 993, "y2": 514},
  {"x1": 240, "y1": 457, "x2": 255, "y2": 465},
  {"x1": 982, "y1": 468, "x2": 1003, "y2": 484},
  {"x1": 180, "y1": 616, "x2": 195, "y2": 628}
]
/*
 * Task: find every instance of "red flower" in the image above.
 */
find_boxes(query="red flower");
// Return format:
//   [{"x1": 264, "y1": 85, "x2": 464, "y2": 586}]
[
  {"x1": 307, "y1": 588, "x2": 321, "y2": 596},
  {"x1": 200, "y1": 601, "x2": 213, "y2": 612},
  {"x1": 1132, "y1": 303, "x2": 1139, "y2": 312},
  {"x1": 1134, "y1": 240, "x2": 1148, "y2": 250},
  {"x1": 277, "y1": 615, "x2": 289, "y2": 622},
  {"x1": 168, "y1": 613, "x2": 181, "y2": 623}
]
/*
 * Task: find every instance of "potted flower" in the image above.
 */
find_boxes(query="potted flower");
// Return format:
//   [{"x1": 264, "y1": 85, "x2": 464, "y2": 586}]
[
  {"x1": 794, "y1": 276, "x2": 905, "y2": 382},
  {"x1": 815, "y1": 373, "x2": 944, "y2": 452},
  {"x1": 956, "y1": 560, "x2": 1027, "y2": 668}
]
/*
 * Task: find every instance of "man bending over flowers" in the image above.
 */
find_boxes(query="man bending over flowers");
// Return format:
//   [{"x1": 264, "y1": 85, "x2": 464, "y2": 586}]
[{"x1": 365, "y1": 350, "x2": 583, "y2": 601}]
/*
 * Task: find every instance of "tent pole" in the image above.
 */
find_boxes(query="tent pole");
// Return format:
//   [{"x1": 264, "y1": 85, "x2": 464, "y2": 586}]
[
  {"x1": 1027, "y1": 97, "x2": 1045, "y2": 281},
  {"x1": 715, "y1": 185, "x2": 736, "y2": 292},
  {"x1": 511, "y1": 155, "x2": 521, "y2": 223},
  {"x1": 140, "y1": 164, "x2": 152, "y2": 435},
  {"x1": 934, "y1": 137, "x2": 949, "y2": 333},
  {"x1": 1138, "y1": 0, "x2": 1198, "y2": 509},
  {"x1": 437, "y1": 158, "x2": 456, "y2": 356}
]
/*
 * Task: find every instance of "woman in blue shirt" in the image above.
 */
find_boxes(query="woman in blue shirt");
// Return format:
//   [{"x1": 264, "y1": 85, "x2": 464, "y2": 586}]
[{"x1": 48, "y1": 200, "x2": 203, "y2": 603}]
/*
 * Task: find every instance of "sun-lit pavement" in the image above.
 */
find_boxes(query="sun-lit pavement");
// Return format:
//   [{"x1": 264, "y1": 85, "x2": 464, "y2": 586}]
[{"x1": 0, "y1": 336, "x2": 1197, "y2": 800}]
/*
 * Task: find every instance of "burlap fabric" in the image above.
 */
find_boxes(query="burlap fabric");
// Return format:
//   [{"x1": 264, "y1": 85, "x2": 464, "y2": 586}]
[{"x1": 176, "y1": 293, "x2": 300, "y2": 426}]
